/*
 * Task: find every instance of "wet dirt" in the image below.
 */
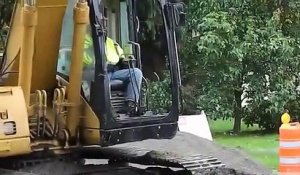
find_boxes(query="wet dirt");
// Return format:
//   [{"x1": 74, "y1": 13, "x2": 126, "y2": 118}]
[{"x1": 113, "y1": 132, "x2": 273, "y2": 175}]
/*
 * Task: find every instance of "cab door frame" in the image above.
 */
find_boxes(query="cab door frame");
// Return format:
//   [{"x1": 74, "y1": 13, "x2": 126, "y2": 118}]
[{"x1": 87, "y1": 0, "x2": 181, "y2": 146}]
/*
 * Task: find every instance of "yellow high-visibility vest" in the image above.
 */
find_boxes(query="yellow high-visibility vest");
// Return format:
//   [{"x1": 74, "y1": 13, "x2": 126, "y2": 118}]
[
  {"x1": 83, "y1": 35, "x2": 124, "y2": 66},
  {"x1": 83, "y1": 34, "x2": 94, "y2": 66}
]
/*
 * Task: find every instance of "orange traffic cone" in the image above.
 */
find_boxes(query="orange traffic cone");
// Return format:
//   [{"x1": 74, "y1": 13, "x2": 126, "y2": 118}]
[{"x1": 279, "y1": 113, "x2": 300, "y2": 175}]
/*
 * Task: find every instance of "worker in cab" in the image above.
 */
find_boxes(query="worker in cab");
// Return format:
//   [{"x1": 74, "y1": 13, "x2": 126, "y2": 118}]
[{"x1": 83, "y1": 34, "x2": 143, "y2": 114}]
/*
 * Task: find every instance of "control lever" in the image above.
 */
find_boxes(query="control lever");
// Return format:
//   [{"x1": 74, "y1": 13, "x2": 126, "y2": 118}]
[
  {"x1": 128, "y1": 41, "x2": 141, "y2": 69},
  {"x1": 122, "y1": 43, "x2": 136, "y2": 62},
  {"x1": 126, "y1": 41, "x2": 145, "y2": 113}
]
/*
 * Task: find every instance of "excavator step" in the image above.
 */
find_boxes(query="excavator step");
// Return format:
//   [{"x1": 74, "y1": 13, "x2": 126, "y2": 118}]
[{"x1": 80, "y1": 146, "x2": 226, "y2": 174}]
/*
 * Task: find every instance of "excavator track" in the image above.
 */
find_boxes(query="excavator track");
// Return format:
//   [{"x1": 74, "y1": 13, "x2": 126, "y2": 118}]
[
  {"x1": 0, "y1": 146, "x2": 227, "y2": 175},
  {"x1": 79, "y1": 146, "x2": 226, "y2": 174}
]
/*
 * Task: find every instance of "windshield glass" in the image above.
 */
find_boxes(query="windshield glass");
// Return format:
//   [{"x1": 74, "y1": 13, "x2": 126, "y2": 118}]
[
  {"x1": 57, "y1": 0, "x2": 95, "y2": 100},
  {"x1": 137, "y1": 0, "x2": 172, "y2": 114}
]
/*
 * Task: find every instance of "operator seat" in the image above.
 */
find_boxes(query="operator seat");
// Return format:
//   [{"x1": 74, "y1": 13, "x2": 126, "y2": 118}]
[
  {"x1": 85, "y1": 69, "x2": 126, "y2": 113},
  {"x1": 81, "y1": 68, "x2": 126, "y2": 91},
  {"x1": 110, "y1": 79, "x2": 125, "y2": 91}
]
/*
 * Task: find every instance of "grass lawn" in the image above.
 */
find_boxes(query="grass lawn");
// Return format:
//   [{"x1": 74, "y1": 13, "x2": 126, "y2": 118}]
[{"x1": 209, "y1": 119, "x2": 278, "y2": 171}]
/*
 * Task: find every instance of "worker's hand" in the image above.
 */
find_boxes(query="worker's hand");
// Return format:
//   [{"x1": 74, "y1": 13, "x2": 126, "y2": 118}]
[
  {"x1": 118, "y1": 56, "x2": 136, "y2": 69},
  {"x1": 122, "y1": 44, "x2": 136, "y2": 62},
  {"x1": 122, "y1": 55, "x2": 136, "y2": 62}
]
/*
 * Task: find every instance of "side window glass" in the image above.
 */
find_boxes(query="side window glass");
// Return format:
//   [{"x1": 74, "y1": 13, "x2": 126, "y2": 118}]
[
  {"x1": 137, "y1": 0, "x2": 172, "y2": 114},
  {"x1": 81, "y1": 26, "x2": 95, "y2": 101},
  {"x1": 120, "y1": 1, "x2": 129, "y2": 47},
  {"x1": 57, "y1": 0, "x2": 76, "y2": 75},
  {"x1": 57, "y1": 0, "x2": 95, "y2": 101}
]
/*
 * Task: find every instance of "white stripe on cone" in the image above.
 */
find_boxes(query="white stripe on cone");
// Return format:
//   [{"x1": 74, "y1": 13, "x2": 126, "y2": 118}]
[
  {"x1": 280, "y1": 141, "x2": 300, "y2": 148},
  {"x1": 280, "y1": 157, "x2": 300, "y2": 164}
]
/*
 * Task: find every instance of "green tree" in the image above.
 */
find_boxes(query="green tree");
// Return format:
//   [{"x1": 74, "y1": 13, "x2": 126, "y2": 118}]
[
  {"x1": 0, "y1": 0, "x2": 14, "y2": 49},
  {"x1": 182, "y1": 0, "x2": 300, "y2": 133}
]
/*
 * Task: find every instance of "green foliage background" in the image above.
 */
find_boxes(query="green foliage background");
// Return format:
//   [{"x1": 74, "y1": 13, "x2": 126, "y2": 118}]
[
  {"x1": 0, "y1": 0, "x2": 14, "y2": 49},
  {"x1": 180, "y1": 0, "x2": 300, "y2": 132},
  {"x1": 147, "y1": 74, "x2": 172, "y2": 114}
]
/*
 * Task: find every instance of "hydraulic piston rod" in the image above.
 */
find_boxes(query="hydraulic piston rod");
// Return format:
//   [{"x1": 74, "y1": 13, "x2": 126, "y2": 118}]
[
  {"x1": 18, "y1": 0, "x2": 37, "y2": 106},
  {"x1": 66, "y1": 0, "x2": 89, "y2": 141}
]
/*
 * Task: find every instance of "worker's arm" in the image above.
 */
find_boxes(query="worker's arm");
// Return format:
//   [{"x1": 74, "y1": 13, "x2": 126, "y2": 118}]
[{"x1": 114, "y1": 42, "x2": 125, "y2": 60}]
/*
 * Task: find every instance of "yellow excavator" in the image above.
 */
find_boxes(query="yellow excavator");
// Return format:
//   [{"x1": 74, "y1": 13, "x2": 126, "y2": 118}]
[{"x1": 0, "y1": 0, "x2": 225, "y2": 174}]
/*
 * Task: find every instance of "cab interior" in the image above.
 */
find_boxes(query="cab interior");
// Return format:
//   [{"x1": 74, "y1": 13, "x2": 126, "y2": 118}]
[{"x1": 57, "y1": 0, "x2": 173, "y2": 120}]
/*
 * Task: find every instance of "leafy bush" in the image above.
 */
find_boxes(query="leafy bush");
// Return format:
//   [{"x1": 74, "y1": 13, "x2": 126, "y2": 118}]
[{"x1": 147, "y1": 73, "x2": 172, "y2": 114}]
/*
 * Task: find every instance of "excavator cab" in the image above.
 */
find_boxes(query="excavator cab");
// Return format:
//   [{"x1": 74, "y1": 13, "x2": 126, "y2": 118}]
[{"x1": 57, "y1": 0, "x2": 185, "y2": 146}]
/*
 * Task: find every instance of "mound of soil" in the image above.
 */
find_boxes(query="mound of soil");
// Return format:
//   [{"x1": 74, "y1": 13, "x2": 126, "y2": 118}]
[{"x1": 115, "y1": 132, "x2": 273, "y2": 175}]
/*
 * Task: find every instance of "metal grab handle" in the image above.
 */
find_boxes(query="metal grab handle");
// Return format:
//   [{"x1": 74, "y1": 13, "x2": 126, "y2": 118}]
[
  {"x1": 128, "y1": 41, "x2": 141, "y2": 69},
  {"x1": 136, "y1": 16, "x2": 140, "y2": 32}
]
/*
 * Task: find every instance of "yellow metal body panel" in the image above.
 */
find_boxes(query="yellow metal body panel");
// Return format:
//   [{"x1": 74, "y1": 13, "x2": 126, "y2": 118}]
[
  {"x1": 31, "y1": 0, "x2": 67, "y2": 91},
  {"x1": 4, "y1": 3, "x2": 22, "y2": 86},
  {"x1": 80, "y1": 100, "x2": 101, "y2": 145},
  {"x1": 5, "y1": 0, "x2": 68, "y2": 92},
  {"x1": 80, "y1": 128, "x2": 100, "y2": 145},
  {"x1": 0, "y1": 138, "x2": 31, "y2": 157},
  {"x1": 57, "y1": 76, "x2": 101, "y2": 145},
  {"x1": 0, "y1": 86, "x2": 31, "y2": 157}
]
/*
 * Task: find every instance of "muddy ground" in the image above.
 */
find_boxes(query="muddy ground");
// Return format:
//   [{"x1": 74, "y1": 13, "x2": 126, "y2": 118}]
[
  {"x1": 1, "y1": 132, "x2": 273, "y2": 175},
  {"x1": 114, "y1": 132, "x2": 273, "y2": 175}
]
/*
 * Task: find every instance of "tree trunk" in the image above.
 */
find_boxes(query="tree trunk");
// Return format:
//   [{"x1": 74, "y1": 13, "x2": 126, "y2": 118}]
[
  {"x1": 279, "y1": 0, "x2": 289, "y2": 35},
  {"x1": 233, "y1": 89, "x2": 243, "y2": 134}
]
